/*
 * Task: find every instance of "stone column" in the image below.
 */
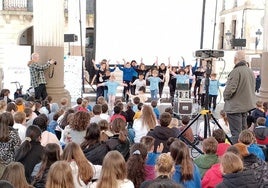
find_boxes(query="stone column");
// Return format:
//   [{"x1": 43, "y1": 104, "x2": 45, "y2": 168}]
[
  {"x1": 257, "y1": 0, "x2": 268, "y2": 101},
  {"x1": 33, "y1": 0, "x2": 71, "y2": 105}
]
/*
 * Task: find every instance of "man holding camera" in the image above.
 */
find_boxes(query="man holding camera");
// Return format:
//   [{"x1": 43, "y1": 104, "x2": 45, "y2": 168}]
[{"x1": 27, "y1": 52, "x2": 56, "y2": 100}]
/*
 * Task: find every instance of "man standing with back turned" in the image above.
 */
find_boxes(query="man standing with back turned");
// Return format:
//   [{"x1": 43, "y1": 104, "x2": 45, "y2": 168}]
[
  {"x1": 28, "y1": 52, "x2": 56, "y2": 101},
  {"x1": 223, "y1": 50, "x2": 256, "y2": 144}
]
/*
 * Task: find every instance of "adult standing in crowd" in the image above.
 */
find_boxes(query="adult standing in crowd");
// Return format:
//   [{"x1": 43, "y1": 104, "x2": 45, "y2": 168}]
[
  {"x1": 223, "y1": 50, "x2": 255, "y2": 144},
  {"x1": 28, "y1": 52, "x2": 56, "y2": 101}
]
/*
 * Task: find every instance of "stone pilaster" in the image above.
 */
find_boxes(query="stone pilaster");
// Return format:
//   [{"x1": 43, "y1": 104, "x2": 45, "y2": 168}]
[
  {"x1": 33, "y1": 0, "x2": 71, "y2": 105},
  {"x1": 257, "y1": 0, "x2": 268, "y2": 101}
]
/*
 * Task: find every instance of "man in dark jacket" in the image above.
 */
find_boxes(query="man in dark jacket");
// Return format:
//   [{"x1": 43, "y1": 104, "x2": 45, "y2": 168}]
[{"x1": 223, "y1": 50, "x2": 256, "y2": 144}]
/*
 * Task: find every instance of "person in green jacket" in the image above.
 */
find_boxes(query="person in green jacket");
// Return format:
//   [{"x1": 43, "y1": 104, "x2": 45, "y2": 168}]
[{"x1": 194, "y1": 137, "x2": 219, "y2": 178}]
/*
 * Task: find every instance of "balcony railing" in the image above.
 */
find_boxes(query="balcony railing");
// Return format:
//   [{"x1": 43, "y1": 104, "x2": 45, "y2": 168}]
[
  {"x1": 1, "y1": 0, "x2": 28, "y2": 11},
  {"x1": 0, "y1": 0, "x2": 94, "y2": 14}
]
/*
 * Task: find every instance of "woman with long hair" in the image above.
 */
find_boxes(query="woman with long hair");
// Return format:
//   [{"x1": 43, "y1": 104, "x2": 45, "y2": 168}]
[
  {"x1": 91, "y1": 150, "x2": 134, "y2": 188},
  {"x1": 127, "y1": 143, "x2": 147, "y2": 188},
  {"x1": 0, "y1": 112, "x2": 21, "y2": 167},
  {"x1": 15, "y1": 125, "x2": 44, "y2": 183},
  {"x1": 31, "y1": 143, "x2": 61, "y2": 187},
  {"x1": 133, "y1": 105, "x2": 157, "y2": 143},
  {"x1": 1, "y1": 162, "x2": 33, "y2": 188},
  {"x1": 45, "y1": 161, "x2": 74, "y2": 188},
  {"x1": 81, "y1": 122, "x2": 109, "y2": 165},
  {"x1": 170, "y1": 139, "x2": 201, "y2": 187},
  {"x1": 61, "y1": 142, "x2": 101, "y2": 187}
]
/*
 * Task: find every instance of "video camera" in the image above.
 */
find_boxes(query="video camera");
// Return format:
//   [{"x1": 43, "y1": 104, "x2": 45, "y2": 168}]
[{"x1": 195, "y1": 50, "x2": 224, "y2": 58}]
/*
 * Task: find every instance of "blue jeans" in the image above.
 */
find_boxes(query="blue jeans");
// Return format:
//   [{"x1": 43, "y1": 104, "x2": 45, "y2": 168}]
[{"x1": 150, "y1": 89, "x2": 158, "y2": 101}]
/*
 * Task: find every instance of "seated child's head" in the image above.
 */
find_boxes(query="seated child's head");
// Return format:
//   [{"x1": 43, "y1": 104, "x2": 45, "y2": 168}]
[
  {"x1": 97, "y1": 96, "x2": 107, "y2": 105},
  {"x1": 181, "y1": 115, "x2": 190, "y2": 126},
  {"x1": 93, "y1": 104, "x2": 102, "y2": 115},
  {"x1": 15, "y1": 97, "x2": 24, "y2": 106},
  {"x1": 126, "y1": 102, "x2": 133, "y2": 110},
  {"x1": 238, "y1": 130, "x2": 254, "y2": 145},
  {"x1": 113, "y1": 105, "x2": 121, "y2": 114},
  {"x1": 202, "y1": 137, "x2": 218, "y2": 154},
  {"x1": 256, "y1": 100, "x2": 263, "y2": 108},
  {"x1": 256, "y1": 117, "x2": 266, "y2": 126},
  {"x1": 101, "y1": 103, "x2": 109, "y2": 114},
  {"x1": 220, "y1": 152, "x2": 243, "y2": 174},
  {"x1": 98, "y1": 119, "x2": 109, "y2": 131},
  {"x1": 168, "y1": 118, "x2": 179, "y2": 129},
  {"x1": 114, "y1": 98, "x2": 122, "y2": 106},
  {"x1": 151, "y1": 100, "x2": 157, "y2": 108},
  {"x1": 164, "y1": 107, "x2": 173, "y2": 115},
  {"x1": 159, "y1": 112, "x2": 172, "y2": 127},
  {"x1": 140, "y1": 136, "x2": 155, "y2": 152},
  {"x1": 138, "y1": 86, "x2": 146, "y2": 94},
  {"x1": 116, "y1": 102, "x2": 124, "y2": 112},
  {"x1": 137, "y1": 103, "x2": 144, "y2": 111},
  {"x1": 76, "y1": 97, "x2": 83, "y2": 105},
  {"x1": 233, "y1": 143, "x2": 249, "y2": 157},
  {"x1": 212, "y1": 129, "x2": 226, "y2": 143},
  {"x1": 133, "y1": 97, "x2": 141, "y2": 105},
  {"x1": 60, "y1": 97, "x2": 69, "y2": 107}
]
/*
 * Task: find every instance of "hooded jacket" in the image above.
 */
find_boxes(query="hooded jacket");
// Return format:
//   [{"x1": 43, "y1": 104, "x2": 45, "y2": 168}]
[{"x1": 216, "y1": 170, "x2": 258, "y2": 188}]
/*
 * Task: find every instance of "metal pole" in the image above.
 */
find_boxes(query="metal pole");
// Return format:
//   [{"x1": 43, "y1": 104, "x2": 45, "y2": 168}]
[
  {"x1": 79, "y1": 0, "x2": 85, "y2": 94},
  {"x1": 200, "y1": 0, "x2": 206, "y2": 49},
  {"x1": 212, "y1": 0, "x2": 218, "y2": 49}
]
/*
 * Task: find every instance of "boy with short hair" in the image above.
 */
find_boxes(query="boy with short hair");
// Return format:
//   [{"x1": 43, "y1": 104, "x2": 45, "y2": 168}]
[
  {"x1": 194, "y1": 137, "x2": 219, "y2": 178},
  {"x1": 13, "y1": 111, "x2": 27, "y2": 141},
  {"x1": 212, "y1": 129, "x2": 230, "y2": 157},
  {"x1": 239, "y1": 129, "x2": 265, "y2": 160}
]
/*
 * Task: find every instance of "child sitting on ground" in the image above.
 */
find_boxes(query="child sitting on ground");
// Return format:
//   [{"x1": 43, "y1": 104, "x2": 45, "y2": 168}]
[
  {"x1": 133, "y1": 103, "x2": 143, "y2": 120},
  {"x1": 140, "y1": 136, "x2": 163, "y2": 180},
  {"x1": 151, "y1": 100, "x2": 160, "y2": 120},
  {"x1": 194, "y1": 137, "x2": 219, "y2": 178},
  {"x1": 212, "y1": 129, "x2": 230, "y2": 157},
  {"x1": 238, "y1": 129, "x2": 265, "y2": 160},
  {"x1": 254, "y1": 117, "x2": 268, "y2": 145}
]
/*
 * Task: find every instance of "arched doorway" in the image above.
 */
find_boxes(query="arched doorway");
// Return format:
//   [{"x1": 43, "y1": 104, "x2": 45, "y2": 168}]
[{"x1": 18, "y1": 26, "x2": 34, "y2": 53}]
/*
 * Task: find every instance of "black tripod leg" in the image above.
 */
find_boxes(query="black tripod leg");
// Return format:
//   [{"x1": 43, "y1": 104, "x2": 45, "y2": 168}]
[
  {"x1": 181, "y1": 136, "x2": 204, "y2": 154},
  {"x1": 177, "y1": 113, "x2": 202, "y2": 137},
  {"x1": 211, "y1": 114, "x2": 233, "y2": 145}
]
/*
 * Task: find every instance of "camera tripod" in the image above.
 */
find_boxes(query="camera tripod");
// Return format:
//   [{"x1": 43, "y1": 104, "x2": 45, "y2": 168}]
[{"x1": 177, "y1": 58, "x2": 232, "y2": 155}]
